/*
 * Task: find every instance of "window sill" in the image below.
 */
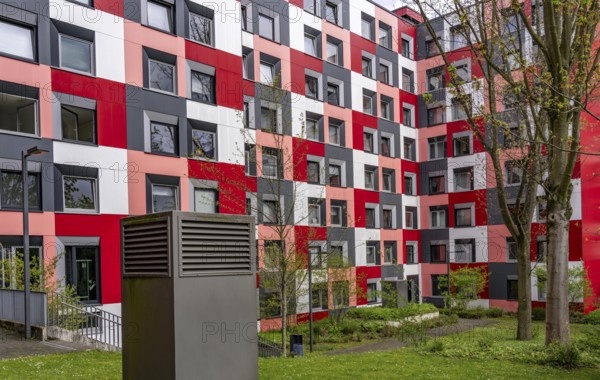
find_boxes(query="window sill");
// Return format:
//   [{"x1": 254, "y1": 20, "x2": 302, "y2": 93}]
[
  {"x1": 186, "y1": 38, "x2": 216, "y2": 50},
  {"x1": 145, "y1": 151, "x2": 180, "y2": 159},
  {"x1": 0, "y1": 130, "x2": 41, "y2": 139},
  {"x1": 145, "y1": 87, "x2": 179, "y2": 98},
  {"x1": 60, "y1": 139, "x2": 98, "y2": 147},
  {"x1": 141, "y1": 23, "x2": 177, "y2": 37},
  {"x1": 0, "y1": 208, "x2": 43, "y2": 213},
  {"x1": 55, "y1": 65, "x2": 95, "y2": 78},
  {"x1": 60, "y1": 210, "x2": 100, "y2": 215},
  {"x1": 189, "y1": 98, "x2": 217, "y2": 107},
  {"x1": 0, "y1": 52, "x2": 39, "y2": 65}
]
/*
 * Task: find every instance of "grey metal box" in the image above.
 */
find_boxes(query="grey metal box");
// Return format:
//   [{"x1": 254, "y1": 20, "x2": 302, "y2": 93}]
[{"x1": 121, "y1": 212, "x2": 258, "y2": 380}]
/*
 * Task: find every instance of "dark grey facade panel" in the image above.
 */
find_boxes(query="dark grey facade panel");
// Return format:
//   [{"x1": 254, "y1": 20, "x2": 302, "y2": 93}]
[{"x1": 488, "y1": 263, "x2": 518, "y2": 300}]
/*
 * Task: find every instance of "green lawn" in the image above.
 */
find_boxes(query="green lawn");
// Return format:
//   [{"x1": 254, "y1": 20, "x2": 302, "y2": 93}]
[{"x1": 1, "y1": 320, "x2": 598, "y2": 380}]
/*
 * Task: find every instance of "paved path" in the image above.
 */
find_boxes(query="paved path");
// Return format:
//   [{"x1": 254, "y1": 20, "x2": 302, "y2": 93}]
[
  {"x1": 326, "y1": 318, "x2": 497, "y2": 356},
  {"x1": 0, "y1": 327, "x2": 89, "y2": 360}
]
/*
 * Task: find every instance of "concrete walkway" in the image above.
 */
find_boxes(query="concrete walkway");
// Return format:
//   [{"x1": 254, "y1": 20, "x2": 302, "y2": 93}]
[
  {"x1": 326, "y1": 318, "x2": 497, "y2": 355},
  {"x1": 0, "y1": 326, "x2": 89, "y2": 360}
]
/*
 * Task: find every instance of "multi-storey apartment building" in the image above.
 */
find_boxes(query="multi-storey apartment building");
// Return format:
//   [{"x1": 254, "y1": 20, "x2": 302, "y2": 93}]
[{"x1": 0, "y1": 0, "x2": 597, "y2": 323}]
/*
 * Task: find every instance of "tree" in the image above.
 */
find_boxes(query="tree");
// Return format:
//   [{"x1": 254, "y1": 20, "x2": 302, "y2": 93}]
[
  {"x1": 415, "y1": 0, "x2": 600, "y2": 344},
  {"x1": 438, "y1": 266, "x2": 488, "y2": 311}
]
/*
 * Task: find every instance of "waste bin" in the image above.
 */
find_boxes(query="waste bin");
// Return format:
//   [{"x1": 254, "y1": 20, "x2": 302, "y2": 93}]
[
  {"x1": 121, "y1": 212, "x2": 258, "y2": 380},
  {"x1": 290, "y1": 334, "x2": 304, "y2": 356}
]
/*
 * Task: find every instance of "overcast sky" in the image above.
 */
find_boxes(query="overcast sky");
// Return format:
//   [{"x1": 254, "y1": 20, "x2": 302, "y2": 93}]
[{"x1": 372, "y1": 0, "x2": 414, "y2": 11}]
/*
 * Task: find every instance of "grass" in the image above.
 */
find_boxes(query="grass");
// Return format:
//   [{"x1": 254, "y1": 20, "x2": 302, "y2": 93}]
[{"x1": 1, "y1": 320, "x2": 598, "y2": 379}]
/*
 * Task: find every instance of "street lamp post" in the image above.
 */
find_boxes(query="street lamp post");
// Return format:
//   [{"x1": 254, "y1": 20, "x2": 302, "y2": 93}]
[
  {"x1": 308, "y1": 256, "x2": 313, "y2": 353},
  {"x1": 22, "y1": 146, "x2": 48, "y2": 339}
]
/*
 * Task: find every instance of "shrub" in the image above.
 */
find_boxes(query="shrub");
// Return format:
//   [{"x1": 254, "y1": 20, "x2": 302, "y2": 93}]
[
  {"x1": 532, "y1": 307, "x2": 546, "y2": 321},
  {"x1": 339, "y1": 319, "x2": 360, "y2": 336},
  {"x1": 545, "y1": 343, "x2": 581, "y2": 369},
  {"x1": 485, "y1": 307, "x2": 504, "y2": 318},
  {"x1": 456, "y1": 307, "x2": 485, "y2": 319},
  {"x1": 574, "y1": 326, "x2": 600, "y2": 353},
  {"x1": 427, "y1": 339, "x2": 445, "y2": 353},
  {"x1": 570, "y1": 311, "x2": 585, "y2": 324},
  {"x1": 345, "y1": 303, "x2": 438, "y2": 321},
  {"x1": 584, "y1": 309, "x2": 600, "y2": 325}
]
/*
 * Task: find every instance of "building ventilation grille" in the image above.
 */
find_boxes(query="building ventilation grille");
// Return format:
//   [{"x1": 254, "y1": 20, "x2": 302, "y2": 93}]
[
  {"x1": 179, "y1": 219, "x2": 252, "y2": 276},
  {"x1": 122, "y1": 218, "x2": 171, "y2": 277}
]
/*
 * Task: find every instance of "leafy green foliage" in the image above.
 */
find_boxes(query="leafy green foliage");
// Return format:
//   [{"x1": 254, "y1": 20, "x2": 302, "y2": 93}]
[
  {"x1": 345, "y1": 304, "x2": 438, "y2": 321},
  {"x1": 544, "y1": 343, "x2": 582, "y2": 369},
  {"x1": 534, "y1": 264, "x2": 594, "y2": 303},
  {"x1": 438, "y1": 266, "x2": 488, "y2": 310},
  {"x1": 532, "y1": 307, "x2": 546, "y2": 321},
  {"x1": 584, "y1": 309, "x2": 600, "y2": 325}
]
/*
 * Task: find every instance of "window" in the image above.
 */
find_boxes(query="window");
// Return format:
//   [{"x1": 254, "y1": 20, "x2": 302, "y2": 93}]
[
  {"x1": 329, "y1": 123, "x2": 341, "y2": 145},
  {"x1": 506, "y1": 161, "x2": 523, "y2": 185},
  {"x1": 507, "y1": 238, "x2": 517, "y2": 261},
  {"x1": 245, "y1": 146, "x2": 252, "y2": 175},
  {"x1": 367, "y1": 283, "x2": 377, "y2": 303},
  {"x1": 326, "y1": 41, "x2": 339, "y2": 64},
  {"x1": 429, "y1": 175, "x2": 445, "y2": 194},
  {"x1": 327, "y1": 83, "x2": 340, "y2": 106},
  {"x1": 455, "y1": 239, "x2": 475, "y2": 262},
  {"x1": 65, "y1": 247, "x2": 100, "y2": 303},
  {"x1": 427, "y1": 71, "x2": 444, "y2": 92},
  {"x1": 428, "y1": 136, "x2": 446, "y2": 160},
  {"x1": 332, "y1": 281, "x2": 349, "y2": 308},
  {"x1": 379, "y1": 23, "x2": 391, "y2": 49},
  {"x1": 191, "y1": 128, "x2": 216, "y2": 159},
  {"x1": 363, "y1": 132, "x2": 374, "y2": 153},
  {"x1": 405, "y1": 210, "x2": 414, "y2": 229},
  {"x1": 243, "y1": 102, "x2": 250, "y2": 128},
  {"x1": 384, "y1": 244, "x2": 395, "y2": 264},
  {"x1": 430, "y1": 209, "x2": 446, "y2": 228},
  {"x1": 536, "y1": 240, "x2": 547, "y2": 262},
  {"x1": 0, "y1": 171, "x2": 40, "y2": 210},
  {"x1": 365, "y1": 207, "x2": 376, "y2": 228},
  {"x1": 241, "y1": 6, "x2": 248, "y2": 31},
  {"x1": 149, "y1": 59, "x2": 175, "y2": 94},
  {"x1": 402, "y1": 70, "x2": 414, "y2": 92},
  {"x1": 361, "y1": 16, "x2": 373, "y2": 40},
  {"x1": 431, "y1": 245, "x2": 447, "y2": 263},
  {"x1": 404, "y1": 175, "x2": 413, "y2": 195},
  {"x1": 63, "y1": 176, "x2": 97, "y2": 212},
  {"x1": 150, "y1": 122, "x2": 177, "y2": 155},
  {"x1": 364, "y1": 169, "x2": 375, "y2": 190},
  {"x1": 403, "y1": 138, "x2": 416, "y2": 161},
  {"x1": 262, "y1": 151, "x2": 280, "y2": 178},
  {"x1": 307, "y1": 161, "x2": 320, "y2": 184},
  {"x1": 190, "y1": 12, "x2": 212, "y2": 46},
  {"x1": 504, "y1": 9, "x2": 519, "y2": 34},
  {"x1": 366, "y1": 246, "x2": 376, "y2": 265},
  {"x1": 152, "y1": 184, "x2": 178, "y2": 212},
  {"x1": 325, "y1": 2, "x2": 338, "y2": 24},
  {"x1": 362, "y1": 92, "x2": 375, "y2": 115},
  {"x1": 538, "y1": 282, "x2": 546, "y2": 301},
  {"x1": 258, "y1": 14, "x2": 275, "y2": 40},
  {"x1": 451, "y1": 27, "x2": 468, "y2": 50},
  {"x1": 455, "y1": 63, "x2": 470, "y2": 83},
  {"x1": 401, "y1": 38, "x2": 411, "y2": 59},
  {"x1": 59, "y1": 35, "x2": 93, "y2": 74},
  {"x1": 308, "y1": 203, "x2": 321, "y2": 225},
  {"x1": 260, "y1": 62, "x2": 275, "y2": 85},
  {"x1": 383, "y1": 209, "x2": 393, "y2": 228},
  {"x1": 406, "y1": 244, "x2": 417, "y2": 264},
  {"x1": 261, "y1": 107, "x2": 277, "y2": 132},
  {"x1": 453, "y1": 135, "x2": 471, "y2": 156},
  {"x1": 455, "y1": 206, "x2": 472, "y2": 227},
  {"x1": 403, "y1": 107, "x2": 412, "y2": 127},
  {"x1": 61, "y1": 105, "x2": 95, "y2": 143},
  {"x1": 147, "y1": 1, "x2": 173, "y2": 33},
  {"x1": 0, "y1": 20, "x2": 35, "y2": 60},
  {"x1": 361, "y1": 56, "x2": 373, "y2": 77},
  {"x1": 380, "y1": 98, "x2": 392, "y2": 120},
  {"x1": 505, "y1": 50, "x2": 520, "y2": 70},
  {"x1": 507, "y1": 279, "x2": 518, "y2": 300},
  {"x1": 428, "y1": 107, "x2": 444, "y2": 125},
  {"x1": 194, "y1": 188, "x2": 217, "y2": 213},
  {"x1": 304, "y1": 0, "x2": 320, "y2": 16},
  {"x1": 312, "y1": 283, "x2": 328, "y2": 310},
  {"x1": 378, "y1": 63, "x2": 390, "y2": 84},
  {"x1": 380, "y1": 136, "x2": 391, "y2": 157},
  {"x1": 504, "y1": 125, "x2": 521, "y2": 148},
  {"x1": 452, "y1": 98, "x2": 468, "y2": 120},
  {"x1": 305, "y1": 75, "x2": 319, "y2": 100},
  {"x1": 454, "y1": 167, "x2": 474, "y2": 192},
  {"x1": 304, "y1": 33, "x2": 317, "y2": 56},
  {"x1": 242, "y1": 54, "x2": 249, "y2": 79},
  {"x1": 263, "y1": 200, "x2": 278, "y2": 224},
  {"x1": 431, "y1": 274, "x2": 445, "y2": 296},
  {"x1": 426, "y1": 38, "x2": 440, "y2": 56},
  {"x1": 191, "y1": 71, "x2": 215, "y2": 104},
  {"x1": 328, "y1": 164, "x2": 341, "y2": 186},
  {"x1": 538, "y1": 198, "x2": 548, "y2": 221},
  {"x1": 383, "y1": 171, "x2": 392, "y2": 192},
  {"x1": 306, "y1": 119, "x2": 319, "y2": 141},
  {"x1": 331, "y1": 205, "x2": 342, "y2": 226},
  {"x1": 0, "y1": 93, "x2": 38, "y2": 134}
]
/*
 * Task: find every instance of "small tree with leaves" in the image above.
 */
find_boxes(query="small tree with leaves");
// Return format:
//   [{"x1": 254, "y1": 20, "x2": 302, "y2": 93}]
[{"x1": 438, "y1": 266, "x2": 488, "y2": 311}]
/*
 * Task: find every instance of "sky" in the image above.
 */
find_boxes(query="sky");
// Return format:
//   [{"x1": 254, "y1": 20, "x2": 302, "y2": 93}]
[{"x1": 371, "y1": 0, "x2": 415, "y2": 11}]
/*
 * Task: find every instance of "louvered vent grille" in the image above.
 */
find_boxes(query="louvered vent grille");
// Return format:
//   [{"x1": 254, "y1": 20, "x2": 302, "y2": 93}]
[
  {"x1": 179, "y1": 219, "x2": 252, "y2": 276},
  {"x1": 122, "y1": 218, "x2": 170, "y2": 277}
]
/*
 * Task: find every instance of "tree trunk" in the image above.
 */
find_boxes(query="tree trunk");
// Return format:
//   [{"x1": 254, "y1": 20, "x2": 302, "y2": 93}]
[
  {"x1": 545, "y1": 202, "x2": 571, "y2": 345},
  {"x1": 516, "y1": 237, "x2": 532, "y2": 340},
  {"x1": 281, "y1": 291, "x2": 287, "y2": 357}
]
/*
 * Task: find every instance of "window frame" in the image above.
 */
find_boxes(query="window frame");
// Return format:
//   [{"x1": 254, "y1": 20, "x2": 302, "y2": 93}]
[
  {"x1": 149, "y1": 121, "x2": 178, "y2": 156},
  {"x1": 454, "y1": 206, "x2": 473, "y2": 227},
  {"x1": 189, "y1": 11, "x2": 213, "y2": 46},
  {"x1": 194, "y1": 188, "x2": 218, "y2": 213},
  {"x1": 58, "y1": 33, "x2": 94, "y2": 75},
  {"x1": 60, "y1": 104, "x2": 96, "y2": 144},
  {"x1": 62, "y1": 175, "x2": 98, "y2": 213},
  {"x1": 0, "y1": 171, "x2": 41, "y2": 211},
  {"x1": 151, "y1": 183, "x2": 179, "y2": 213},
  {"x1": 190, "y1": 70, "x2": 216, "y2": 105},
  {"x1": 330, "y1": 204, "x2": 342, "y2": 226},
  {"x1": 148, "y1": 58, "x2": 176, "y2": 94},
  {"x1": 258, "y1": 13, "x2": 275, "y2": 41},
  {"x1": 146, "y1": 0, "x2": 174, "y2": 33}
]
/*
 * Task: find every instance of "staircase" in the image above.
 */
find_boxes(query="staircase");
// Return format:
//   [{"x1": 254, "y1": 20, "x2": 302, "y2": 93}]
[
  {"x1": 47, "y1": 292, "x2": 122, "y2": 351},
  {"x1": 258, "y1": 336, "x2": 283, "y2": 357}
]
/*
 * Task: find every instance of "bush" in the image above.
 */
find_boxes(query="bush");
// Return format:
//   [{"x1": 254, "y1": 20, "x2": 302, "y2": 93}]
[
  {"x1": 485, "y1": 307, "x2": 504, "y2": 318},
  {"x1": 570, "y1": 311, "x2": 585, "y2": 324},
  {"x1": 532, "y1": 307, "x2": 546, "y2": 321},
  {"x1": 545, "y1": 343, "x2": 581, "y2": 369},
  {"x1": 456, "y1": 307, "x2": 485, "y2": 319},
  {"x1": 427, "y1": 339, "x2": 445, "y2": 353},
  {"x1": 574, "y1": 326, "x2": 600, "y2": 353},
  {"x1": 584, "y1": 309, "x2": 600, "y2": 325},
  {"x1": 345, "y1": 303, "x2": 438, "y2": 321}
]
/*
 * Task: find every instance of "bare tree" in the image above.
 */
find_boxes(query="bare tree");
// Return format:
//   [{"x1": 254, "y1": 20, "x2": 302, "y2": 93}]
[{"x1": 415, "y1": 0, "x2": 600, "y2": 343}]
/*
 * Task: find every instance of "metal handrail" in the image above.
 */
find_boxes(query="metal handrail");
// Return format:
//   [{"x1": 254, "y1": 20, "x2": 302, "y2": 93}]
[
  {"x1": 258, "y1": 336, "x2": 282, "y2": 358},
  {"x1": 47, "y1": 292, "x2": 122, "y2": 349}
]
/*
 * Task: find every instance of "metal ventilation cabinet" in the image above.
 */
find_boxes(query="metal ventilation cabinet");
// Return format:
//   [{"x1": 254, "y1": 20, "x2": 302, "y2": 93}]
[{"x1": 121, "y1": 212, "x2": 258, "y2": 380}]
